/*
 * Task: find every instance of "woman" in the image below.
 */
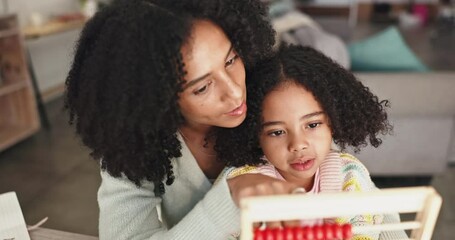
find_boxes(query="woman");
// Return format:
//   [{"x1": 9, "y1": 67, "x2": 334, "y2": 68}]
[{"x1": 65, "y1": 0, "x2": 298, "y2": 239}]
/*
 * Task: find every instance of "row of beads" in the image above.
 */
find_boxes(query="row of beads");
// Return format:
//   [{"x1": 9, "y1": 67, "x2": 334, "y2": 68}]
[{"x1": 253, "y1": 223, "x2": 352, "y2": 240}]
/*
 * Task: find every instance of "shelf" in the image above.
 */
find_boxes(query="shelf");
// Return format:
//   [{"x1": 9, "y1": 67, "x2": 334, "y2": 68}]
[
  {"x1": 0, "y1": 13, "x2": 40, "y2": 152},
  {"x1": 0, "y1": 124, "x2": 39, "y2": 151},
  {"x1": 0, "y1": 28, "x2": 19, "y2": 38},
  {"x1": 0, "y1": 81, "x2": 28, "y2": 96},
  {"x1": 0, "y1": 84, "x2": 40, "y2": 153}
]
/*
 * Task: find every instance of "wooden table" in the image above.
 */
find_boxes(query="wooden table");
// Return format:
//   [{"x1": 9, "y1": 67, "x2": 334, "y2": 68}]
[
  {"x1": 29, "y1": 227, "x2": 98, "y2": 240},
  {"x1": 22, "y1": 18, "x2": 86, "y2": 40}
]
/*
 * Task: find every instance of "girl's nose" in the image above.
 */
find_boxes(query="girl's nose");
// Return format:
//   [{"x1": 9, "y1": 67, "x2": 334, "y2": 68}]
[{"x1": 289, "y1": 132, "x2": 308, "y2": 152}]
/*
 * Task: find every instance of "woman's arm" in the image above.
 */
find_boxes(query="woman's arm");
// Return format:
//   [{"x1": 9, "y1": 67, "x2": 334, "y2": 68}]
[
  {"x1": 98, "y1": 170, "x2": 240, "y2": 240},
  {"x1": 98, "y1": 166, "x2": 298, "y2": 240},
  {"x1": 226, "y1": 166, "x2": 299, "y2": 207},
  {"x1": 98, "y1": 171, "x2": 163, "y2": 239}
]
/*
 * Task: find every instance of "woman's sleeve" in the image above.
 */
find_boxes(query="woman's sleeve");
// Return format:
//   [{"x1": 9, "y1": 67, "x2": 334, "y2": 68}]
[
  {"x1": 169, "y1": 172, "x2": 241, "y2": 239},
  {"x1": 98, "y1": 170, "x2": 240, "y2": 240}
]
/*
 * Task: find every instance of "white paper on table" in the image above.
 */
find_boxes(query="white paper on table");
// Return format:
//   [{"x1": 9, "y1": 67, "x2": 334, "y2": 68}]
[{"x1": 0, "y1": 191, "x2": 31, "y2": 240}]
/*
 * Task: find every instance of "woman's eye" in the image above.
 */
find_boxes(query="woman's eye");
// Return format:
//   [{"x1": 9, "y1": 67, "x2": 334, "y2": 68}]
[
  {"x1": 225, "y1": 55, "x2": 238, "y2": 67},
  {"x1": 268, "y1": 130, "x2": 285, "y2": 137},
  {"x1": 194, "y1": 86, "x2": 207, "y2": 95},
  {"x1": 193, "y1": 81, "x2": 212, "y2": 95}
]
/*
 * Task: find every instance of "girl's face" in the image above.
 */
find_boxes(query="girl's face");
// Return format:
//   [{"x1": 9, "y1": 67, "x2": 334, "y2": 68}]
[
  {"x1": 259, "y1": 81, "x2": 332, "y2": 189},
  {"x1": 178, "y1": 20, "x2": 247, "y2": 131}
]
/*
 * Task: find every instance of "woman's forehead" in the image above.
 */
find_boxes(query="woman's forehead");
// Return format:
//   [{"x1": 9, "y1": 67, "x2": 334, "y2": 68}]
[
  {"x1": 180, "y1": 20, "x2": 233, "y2": 79},
  {"x1": 181, "y1": 20, "x2": 230, "y2": 57}
]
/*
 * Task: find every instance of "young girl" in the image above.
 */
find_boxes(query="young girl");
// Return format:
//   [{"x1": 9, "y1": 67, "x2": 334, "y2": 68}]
[
  {"x1": 65, "y1": 0, "x2": 298, "y2": 239},
  {"x1": 215, "y1": 45, "x2": 407, "y2": 239}
]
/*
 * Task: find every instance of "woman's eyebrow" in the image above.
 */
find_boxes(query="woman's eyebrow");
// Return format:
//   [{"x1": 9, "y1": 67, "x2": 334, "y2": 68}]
[
  {"x1": 224, "y1": 44, "x2": 234, "y2": 60},
  {"x1": 183, "y1": 45, "x2": 234, "y2": 91},
  {"x1": 183, "y1": 73, "x2": 210, "y2": 90}
]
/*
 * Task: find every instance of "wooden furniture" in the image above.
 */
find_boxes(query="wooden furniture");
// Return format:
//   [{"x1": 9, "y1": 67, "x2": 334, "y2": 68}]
[
  {"x1": 23, "y1": 14, "x2": 86, "y2": 40},
  {"x1": 0, "y1": 14, "x2": 40, "y2": 152},
  {"x1": 240, "y1": 186, "x2": 442, "y2": 240},
  {"x1": 30, "y1": 227, "x2": 98, "y2": 240}
]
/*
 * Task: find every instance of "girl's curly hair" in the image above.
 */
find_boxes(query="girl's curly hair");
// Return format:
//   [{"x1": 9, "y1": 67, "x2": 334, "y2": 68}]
[
  {"x1": 215, "y1": 45, "x2": 393, "y2": 167},
  {"x1": 64, "y1": 0, "x2": 275, "y2": 186}
]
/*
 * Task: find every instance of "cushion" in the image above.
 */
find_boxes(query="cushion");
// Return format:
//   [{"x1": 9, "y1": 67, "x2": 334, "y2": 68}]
[{"x1": 348, "y1": 26, "x2": 429, "y2": 72}]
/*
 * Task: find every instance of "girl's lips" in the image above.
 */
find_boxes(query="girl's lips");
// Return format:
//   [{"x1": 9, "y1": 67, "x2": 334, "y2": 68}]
[
  {"x1": 290, "y1": 159, "x2": 315, "y2": 171},
  {"x1": 226, "y1": 102, "x2": 247, "y2": 116}
]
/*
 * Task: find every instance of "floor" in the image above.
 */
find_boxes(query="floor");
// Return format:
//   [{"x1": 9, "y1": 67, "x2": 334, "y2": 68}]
[
  {"x1": 1, "y1": 20, "x2": 454, "y2": 239},
  {"x1": 0, "y1": 98, "x2": 100, "y2": 236}
]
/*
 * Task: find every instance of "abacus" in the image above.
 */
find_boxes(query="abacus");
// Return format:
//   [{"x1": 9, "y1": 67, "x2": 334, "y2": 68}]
[{"x1": 240, "y1": 186, "x2": 442, "y2": 240}]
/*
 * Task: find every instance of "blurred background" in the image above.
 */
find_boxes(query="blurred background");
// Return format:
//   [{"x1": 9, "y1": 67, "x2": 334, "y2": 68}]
[{"x1": 0, "y1": 0, "x2": 454, "y2": 238}]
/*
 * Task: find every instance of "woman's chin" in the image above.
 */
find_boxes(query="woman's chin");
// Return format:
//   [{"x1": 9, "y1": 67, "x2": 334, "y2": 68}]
[{"x1": 219, "y1": 114, "x2": 247, "y2": 128}]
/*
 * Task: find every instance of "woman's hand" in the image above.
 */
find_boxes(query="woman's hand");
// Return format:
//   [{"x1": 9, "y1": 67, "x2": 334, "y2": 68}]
[
  {"x1": 227, "y1": 173, "x2": 298, "y2": 206},
  {"x1": 227, "y1": 173, "x2": 301, "y2": 228}
]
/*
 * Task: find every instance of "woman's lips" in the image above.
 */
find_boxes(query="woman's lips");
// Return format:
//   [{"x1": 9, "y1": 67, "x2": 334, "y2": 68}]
[
  {"x1": 290, "y1": 158, "x2": 315, "y2": 171},
  {"x1": 226, "y1": 102, "x2": 247, "y2": 116}
]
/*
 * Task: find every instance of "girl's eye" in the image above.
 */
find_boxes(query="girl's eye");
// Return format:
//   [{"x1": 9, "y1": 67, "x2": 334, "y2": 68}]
[
  {"x1": 193, "y1": 81, "x2": 212, "y2": 95},
  {"x1": 225, "y1": 55, "x2": 239, "y2": 68},
  {"x1": 307, "y1": 122, "x2": 321, "y2": 129},
  {"x1": 268, "y1": 130, "x2": 285, "y2": 137}
]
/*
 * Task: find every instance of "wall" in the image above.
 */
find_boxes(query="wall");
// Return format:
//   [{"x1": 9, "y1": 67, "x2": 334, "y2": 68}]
[
  {"x1": 26, "y1": 29, "x2": 80, "y2": 99},
  {"x1": 450, "y1": 125, "x2": 455, "y2": 164},
  {"x1": 0, "y1": 0, "x2": 79, "y2": 27},
  {"x1": 0, "y1": 0, "x2": 82, "y2": 101}
]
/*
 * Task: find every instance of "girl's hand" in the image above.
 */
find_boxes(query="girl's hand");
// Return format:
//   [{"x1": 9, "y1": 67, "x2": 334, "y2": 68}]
[{"x1": 227, "y1": 173, "x2": 301, "y2": 228}]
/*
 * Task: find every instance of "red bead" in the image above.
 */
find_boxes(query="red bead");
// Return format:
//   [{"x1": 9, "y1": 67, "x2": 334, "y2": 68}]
[
  {"x1": 273, "y1": 228, "x2": 285, "y2": 240},
  {"x1": 283, "y1": 227, "x2": 293, "y2": 240},
  {"x1": 293, "y1": 227, "x2": 304, "y2": 240},
  {"x1": 323, "y1": 223, "x2": 334, "y2": 239},
  {"x1": 333, "y1": 224, "x2": 343, "y2": 239},
  {"x1": 342, "y1": 224, "x2": 353, "y2": 239},
  {"x1": 254, "y1": 228, "x2": 265, "y2": 240},
  {"x1": 264, "y1": 228, "x2": 274, "y2": 240},
  {"x1": 303, "y1": 226, "x2": 314, "y2": 240},
  {"x1": 313, "y1": 225, "x2": 324, "y2": 240}
]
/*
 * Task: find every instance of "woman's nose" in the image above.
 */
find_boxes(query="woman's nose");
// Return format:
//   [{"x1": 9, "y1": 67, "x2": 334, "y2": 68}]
[{"x1": 219, "y1": 71, "x2": 242, "y2": 101}]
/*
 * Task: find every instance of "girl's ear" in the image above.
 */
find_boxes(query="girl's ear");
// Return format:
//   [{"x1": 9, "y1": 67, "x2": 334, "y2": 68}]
[{"x1": 331, "y1": 140, "x2": 339, "y2": 151}]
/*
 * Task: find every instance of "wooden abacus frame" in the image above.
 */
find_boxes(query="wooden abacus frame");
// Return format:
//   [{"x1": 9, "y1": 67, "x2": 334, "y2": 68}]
[{"x1": 240, "y1": 186, "x2": 442, "y2": 240}]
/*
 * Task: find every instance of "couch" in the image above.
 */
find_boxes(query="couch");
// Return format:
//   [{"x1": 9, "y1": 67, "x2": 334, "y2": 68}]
[{"x1": 352, "y1": 72, "x2": 455, "y2": 184}]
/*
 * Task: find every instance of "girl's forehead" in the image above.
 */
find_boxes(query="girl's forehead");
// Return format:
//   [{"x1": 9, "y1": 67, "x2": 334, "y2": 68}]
[
  {"x1": 268, "y1": 80, "x2": 307, "y2": 96},
  {"x1": 262, "y1": 81, "x2": 322, "y2": 117}
]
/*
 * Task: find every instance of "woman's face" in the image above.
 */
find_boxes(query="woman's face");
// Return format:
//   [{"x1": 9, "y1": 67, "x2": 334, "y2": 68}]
[
  {"x1": 178, "y1": 20, "x2": 247, "y2": 131},
  {"x1": 259, "y1": 81, "x2": 332, "y2": 189}
]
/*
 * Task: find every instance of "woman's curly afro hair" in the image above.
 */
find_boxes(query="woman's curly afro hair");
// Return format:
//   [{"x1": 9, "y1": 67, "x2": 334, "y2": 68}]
[
  {"x1": 215, "y1": 45, "x2": 393, "y2": 167},
  {"x1": 64, "y1": 0, "x2": 275, "y2": 186}
]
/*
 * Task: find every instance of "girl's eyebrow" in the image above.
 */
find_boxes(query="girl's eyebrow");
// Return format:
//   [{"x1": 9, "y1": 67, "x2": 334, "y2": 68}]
[
  {"x1": 182, "y1": 45, "x2": 234, "y2": 90},
  {"x1": 261, "y1": 111, "x2": 324, "y2": 128}
]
